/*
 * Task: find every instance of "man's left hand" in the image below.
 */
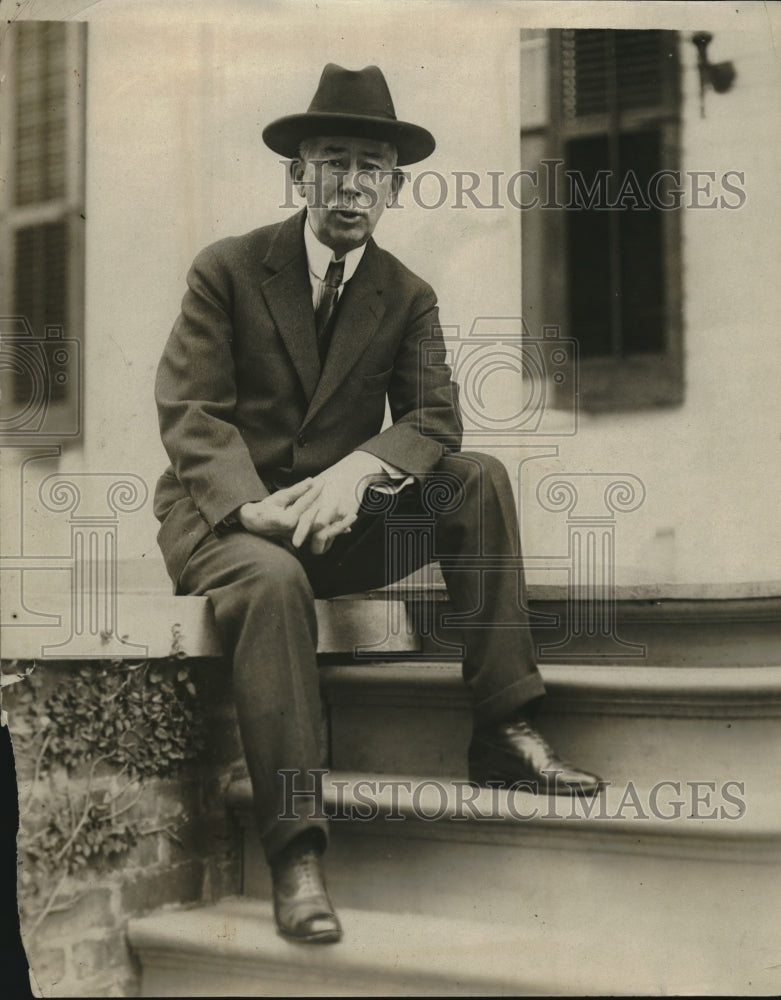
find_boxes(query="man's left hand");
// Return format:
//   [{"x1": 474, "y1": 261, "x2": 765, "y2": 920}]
[{"x1": 291, "y1": 451, "x2": 386, "y2": 554}]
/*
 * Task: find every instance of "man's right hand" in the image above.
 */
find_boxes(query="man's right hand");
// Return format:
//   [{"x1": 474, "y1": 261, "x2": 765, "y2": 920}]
[{"x1": 237, "y1": 479, "x2": 324, "y2": 539}]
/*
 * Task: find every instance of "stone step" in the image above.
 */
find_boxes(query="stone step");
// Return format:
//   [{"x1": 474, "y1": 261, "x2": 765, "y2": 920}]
[
  {"x1": 227, "y1": 775, "x2": 781, "y2": 996},
  {"x1": 5, "y1": 581, "x2": 780, "y2": 666},
  {"x1": 0, "y1": 591, "x2": 419, "y2": 660},
  {"x1": 127, "y1": 895, "x2": 595, "y2": 996},
  {"x1": 321, "y1": 661, "x2": 781, "y2": 787},
  {"x1": 405, "y1": 591, "x2": 781, "y2": 667}
]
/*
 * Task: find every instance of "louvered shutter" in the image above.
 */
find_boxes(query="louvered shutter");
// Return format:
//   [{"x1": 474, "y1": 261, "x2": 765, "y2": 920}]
[
  {"x1": 557, "y1": 29, "x2": 680, "y2": 366},
  {"x1": 561, "y1": 30, "x2": 676, "y2": 124},
  {"x1": 1, "y1": 21, "x2": 85, "y2": 439},
  {"x1": 13, "y1": 222, "x2": 70, "y2": 405},
  {"x1": 521, "y1": 28, "x2": 683, "y2": 410},
  {"x1": 14, "y1": 21, "x2": 68, "y2": 206}
]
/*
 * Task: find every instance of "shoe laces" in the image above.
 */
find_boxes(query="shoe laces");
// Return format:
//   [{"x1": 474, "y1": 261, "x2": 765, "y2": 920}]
[
  {"x1": 296, "y1": 848, "x2": 321, "y2": 895},
  {"x1": 522, "y1": 722, "x2": 562, "y2": 768},
  {"x1": 272, "y1": 842, "x2": 325, "y2": 897}
]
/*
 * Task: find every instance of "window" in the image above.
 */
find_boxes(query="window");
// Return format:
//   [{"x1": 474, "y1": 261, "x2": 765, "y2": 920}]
[
  {"x1": 1, "y1": 21, "x2": 86, "y2": 441},
  {"x1": 521, "y1": 29, "x2": 683, "y2": 411}
]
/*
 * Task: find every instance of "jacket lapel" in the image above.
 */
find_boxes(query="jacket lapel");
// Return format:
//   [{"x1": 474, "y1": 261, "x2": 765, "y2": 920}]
[
  {"x1": 304, "y1": 240, "x2": 386, "y2": 425},
  {"x1": 260, "y1": 211, "x2": 321, "y2": 402}
]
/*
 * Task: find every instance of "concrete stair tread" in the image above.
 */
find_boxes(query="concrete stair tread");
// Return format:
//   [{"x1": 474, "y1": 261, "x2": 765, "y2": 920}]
[
  {"x1": 127, "y1": 895, "x2": 573, "y2": 995},
  {"x1": 322, "y1": 660, "x2": 781, "y2": 710},
  {"x1": 224, "y1": 776, "x2": 781, "y2": 995},
  {"x1": 5, "y1": 584, "x2": 780, "y2": 662},
  {"x1": 227, "y1": 773, "x2": 781, "y2": 851},
  {"x1": 321, "y1": 661, "x2": 781, "y2": 785}
]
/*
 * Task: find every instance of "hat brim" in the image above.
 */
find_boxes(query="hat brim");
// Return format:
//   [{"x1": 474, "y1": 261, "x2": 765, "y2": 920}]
[{"x1": 262, "y1": 112, "x2": 435, "y2": 166}]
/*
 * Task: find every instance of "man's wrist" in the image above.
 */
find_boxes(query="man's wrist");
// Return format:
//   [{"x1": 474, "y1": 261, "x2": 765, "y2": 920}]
[
  {"x1": 214, "y1": 508, "x2": 243, "y2": 535},
  {"x1": 216, "y1": 502, "x2": 259, "y2": 535},
  {"x1": 351, "y1": 450, "x2": 402, "y2": 482}
]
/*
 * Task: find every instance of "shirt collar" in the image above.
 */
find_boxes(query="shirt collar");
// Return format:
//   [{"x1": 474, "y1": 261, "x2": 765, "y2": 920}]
[{"x1": 304, "y1": 214, "x2": 367, "y2": 285}]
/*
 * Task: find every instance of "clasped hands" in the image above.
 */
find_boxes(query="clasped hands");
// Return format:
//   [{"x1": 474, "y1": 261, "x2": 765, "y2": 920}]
[{"x1": 237, "y1": 451, "x2": 385, "y2": 555}]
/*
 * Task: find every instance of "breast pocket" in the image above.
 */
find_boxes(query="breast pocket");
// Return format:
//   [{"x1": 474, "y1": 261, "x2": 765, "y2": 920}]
[{"x1": 361, "y1": 367, "x2": 393, "y2": 395}]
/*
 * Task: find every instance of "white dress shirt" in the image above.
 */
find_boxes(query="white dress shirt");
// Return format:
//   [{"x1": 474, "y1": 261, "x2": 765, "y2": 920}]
[
  {"x1": 304, "y1": 216, "x2": 366, "y2": 309},
  {"x1": 303, "y1": 215, "x2": 414, "y2": 494}
]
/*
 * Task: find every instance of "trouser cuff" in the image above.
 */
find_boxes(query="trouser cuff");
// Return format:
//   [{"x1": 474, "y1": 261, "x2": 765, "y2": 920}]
[
  {"x1": 472, "y1": 671, "x2": 546, "y2": 729},
  {"x1": 263, "y1": 815, "x2": 330, "y2": 863},
  {"x1": 260, "y1": 772, "x2": 331, "y2": 861}
]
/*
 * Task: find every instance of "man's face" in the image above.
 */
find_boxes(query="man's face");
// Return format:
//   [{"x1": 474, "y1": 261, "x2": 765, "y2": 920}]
[{"x1": 292, "y1": 136, "x2": 400, "y2": 258}]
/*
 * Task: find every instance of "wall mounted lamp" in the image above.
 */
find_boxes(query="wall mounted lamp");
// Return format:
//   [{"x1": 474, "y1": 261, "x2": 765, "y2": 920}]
[{"x1": 691, "y1": 32, "x2": 737, "y2": 118}]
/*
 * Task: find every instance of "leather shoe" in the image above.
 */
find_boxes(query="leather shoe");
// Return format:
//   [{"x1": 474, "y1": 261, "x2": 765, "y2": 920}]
[
  {"x1": 270, "y1": 833, "x2": 342, "y2": 944},
  {"x1": 469, "y1": 716, "x2": 603, "y2": 796}
]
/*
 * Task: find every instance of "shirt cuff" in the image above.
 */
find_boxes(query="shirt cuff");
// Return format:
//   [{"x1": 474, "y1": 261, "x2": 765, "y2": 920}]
[
  {"x1": 213, "y1": 505, "x2": 249, "y2": 536},
  {"x1": 355, "y1": 452, "x2": 416, "y2": 495}
]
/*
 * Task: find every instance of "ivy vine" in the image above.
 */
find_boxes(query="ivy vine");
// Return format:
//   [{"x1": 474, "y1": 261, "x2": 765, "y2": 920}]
[{"x1": 7, "y1": 648, "x2": 205, "y2": 939}]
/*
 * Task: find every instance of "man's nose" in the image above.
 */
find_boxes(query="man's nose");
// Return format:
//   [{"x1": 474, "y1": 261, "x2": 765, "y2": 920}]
[{"x1": 338, "y1": 166, "x2": 360, "y2": 196}]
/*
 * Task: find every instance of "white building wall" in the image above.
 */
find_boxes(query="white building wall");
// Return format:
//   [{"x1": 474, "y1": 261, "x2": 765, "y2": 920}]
[
  {"x1": 4, "y1": 1, "x2": 779, "y2": 595},
  {"x1": 518, "y1": 21, "x2": 781, "y2": 587},
  {"x1": 75, "y1": 3, "x2": 526, "y2": 591}
]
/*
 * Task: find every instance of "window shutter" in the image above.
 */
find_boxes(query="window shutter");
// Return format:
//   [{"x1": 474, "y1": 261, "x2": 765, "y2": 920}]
[
  {"x1": 13, "y1": 221, "x2": 70, "y2": 405},
  {"x1": 561, "y1": 29, "x2": 674, "y2": 122},
  {"x1": 14, "y1": 21, "x2": 68, "y2": 206},
  {"x1": 1, "y1": 20, "x2": 85, "y2": 440},
  {"x1": 536, "y1": 28, "x2": 684, "y2": 410}
]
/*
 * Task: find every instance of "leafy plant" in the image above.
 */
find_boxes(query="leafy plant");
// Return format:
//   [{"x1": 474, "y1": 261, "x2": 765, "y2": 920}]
[{"x1": 8, "y1": 653, "x2": 205, "y2": 938}]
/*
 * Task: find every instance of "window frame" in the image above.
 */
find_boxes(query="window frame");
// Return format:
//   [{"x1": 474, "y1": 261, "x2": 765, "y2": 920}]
[
  {"x1": 0, "y1": 20, "x2": 87, "y2": 442},
  {"x1": 537, "y1": 29, "x2": 684, "y2": 412}
]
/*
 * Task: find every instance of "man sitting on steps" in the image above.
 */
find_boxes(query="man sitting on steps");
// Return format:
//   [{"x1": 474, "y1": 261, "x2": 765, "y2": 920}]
[{"x1": 153, "y1": 63, "x2": 602, "y2": 946}]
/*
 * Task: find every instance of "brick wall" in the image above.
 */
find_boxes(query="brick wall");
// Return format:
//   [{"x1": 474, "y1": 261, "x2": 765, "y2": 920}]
[{"x1": 4, "y1": 659, "x2": 244, "y2": 998}]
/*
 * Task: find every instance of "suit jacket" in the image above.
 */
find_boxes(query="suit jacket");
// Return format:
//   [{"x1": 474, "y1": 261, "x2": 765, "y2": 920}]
[{"x1": 154, "y1": 209, "x2": 463, "y2": 587}]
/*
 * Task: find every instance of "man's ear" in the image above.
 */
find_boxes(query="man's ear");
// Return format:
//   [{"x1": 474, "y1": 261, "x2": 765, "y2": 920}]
[
  {"x1": 289, "y1": 158, "x2": 306, "y2": 196},
  {"x1": 387, "y1": 168, "x2": 406, "y2": 205}
]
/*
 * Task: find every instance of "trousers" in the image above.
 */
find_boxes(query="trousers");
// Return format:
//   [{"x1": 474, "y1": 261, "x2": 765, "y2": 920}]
[{"x1": 177, "y1": 451, "x2": 544, "y2": 859}]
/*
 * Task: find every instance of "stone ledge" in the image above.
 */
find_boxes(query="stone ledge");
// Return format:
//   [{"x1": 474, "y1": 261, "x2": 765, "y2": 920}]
[
  {"x1": 0, "y1": 593, "x2": 418, "y2": 661},
  {"x1": 113, "y1": 558, "x2": 781, "y2": 602},
  {"x1": 4, "y1": 589, "x2": 780, "y2": 664},
  {"x1": 389, "y1": 578, "x2": 781, "y2": 603}
]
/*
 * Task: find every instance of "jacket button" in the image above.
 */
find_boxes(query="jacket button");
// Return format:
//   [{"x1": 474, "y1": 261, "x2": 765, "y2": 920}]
[{"x1": 296, "y1": 433, "x2": 307, "y2": 447}]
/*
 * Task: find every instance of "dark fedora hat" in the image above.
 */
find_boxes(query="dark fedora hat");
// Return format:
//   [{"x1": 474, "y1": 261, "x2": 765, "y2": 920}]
[{"x1": 262, "y1": 63, "x2": 436, "y2": 166}]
